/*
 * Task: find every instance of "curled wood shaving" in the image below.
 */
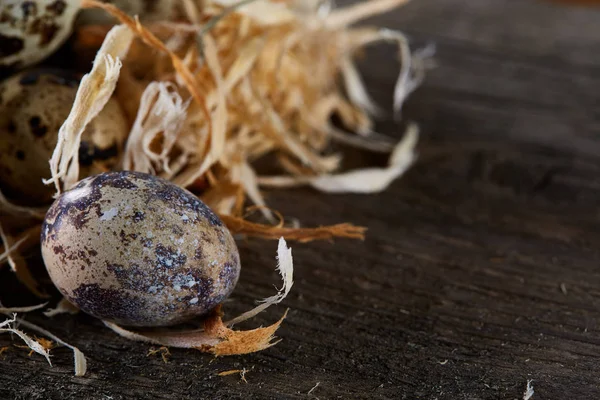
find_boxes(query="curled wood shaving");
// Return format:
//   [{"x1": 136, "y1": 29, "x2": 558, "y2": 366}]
[
  {"x1": 384, "y1": 30, "x2": 433, "y2": 114},
  {"x1": 341, "y1": 56, "x2": 382, "y2": 117},
  {"x1": 15, "y1": 318, "x2": 87, "y2": 376},
  {"x1": 325, "y1": 0, "x2": 410, "y2": 29},
  {"x1": 181, "y1": 0, "x2": 201, "y2": 24},
  {"x1": 0, "y1": 315, "x2": 52, "y2": 366},
  {"x1": 123, "y1": 82, "x2": 190, "y2": 174},
  {"x1": 523, "y1": 380, "x2": 535, "y2": 400},
  {"x1": 104, "y1": 238, "x2": 292, "y2": 355},
  {"x1": 218, "y1": 369, "x2": 243, "y2": 376},
  {"x1": 147, "y1": 346, "x2": 171, "y2": 363},
  {"x1": 0, "y1": 303, "x2": 47, "y2": 314},
  {"x1": 172, "y1": 32, "x2": 229, "y2": 185},
  {"x1": 220, "y1": 215, "x2": 366, "y2": 242},
  {"x1": 230, "y1": 162, "x2": 276, "y2": 223},
  {"x1": 226, "y1": 237, "x2": 293, "y2": 326},
  {"x1": 343, "y1": 26, "x2": 433, "y2": 115},
  {"x1": 308, "y1": 382, "x2": 320, "y2": 395},
  {"x1": 327, "y1": 126, "x2": 395, "y2": 152},
  {"x1": 218, "y1": 367, "x2": 250, "y2": 382},
  {"x1": 257, "y1": 124, "x2": 418, "y2": 193},
  {"x1": 45, "y1": 24, "x2": 134, "y2": 193},
  {"x1": 43, "y1": 298, "x2": 80, "y2": 318},
  {"x1": 0, "y1": 229, "x2": 28, "y2": 266},
  {"x1": 211, "y1": 311, "x2": 287, "y2": 355},
  {"x1": 212, "y1": 0, "x2": 296, "y2": 25},
  {"x1": 0, "y1": 304, "x2": 86, "y2": 375}
]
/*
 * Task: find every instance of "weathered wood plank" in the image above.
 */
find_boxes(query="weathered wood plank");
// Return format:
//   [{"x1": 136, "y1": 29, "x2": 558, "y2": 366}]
[{"x1": 2, "y1": 1, "x2": 600, "y2": 399}]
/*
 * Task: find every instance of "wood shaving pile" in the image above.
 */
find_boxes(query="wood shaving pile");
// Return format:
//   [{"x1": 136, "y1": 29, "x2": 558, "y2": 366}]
[
  {"x1": 0, "y1": 0, "x2": 430, "y2": 376},
  {"x1": 52, "y1": 0, "x2": 427, "y2": 218}
]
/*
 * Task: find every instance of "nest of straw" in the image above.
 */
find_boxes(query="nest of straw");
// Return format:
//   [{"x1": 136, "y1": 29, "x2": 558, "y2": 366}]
[{"x1": 0, "y1": 0, "x2": 430, "y2": 376}]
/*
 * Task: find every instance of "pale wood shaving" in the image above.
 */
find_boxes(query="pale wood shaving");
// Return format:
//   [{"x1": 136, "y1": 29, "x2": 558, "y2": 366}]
[
  {"x1": 15, "y1": 318, "x2": 87, "y2": 376},
  {"x1": 45, "y1": 24, "x2": 134, "y2": 192},
  {"x1": 218, "y1": 367, "x2": 250, "y2": 382},
  {"x1": 257, "y1": 124, "x2": 418, "y2": 193},
  {"x1": 226, "y1": 237, "x2": 293, "y2": 326},
  {"x1": 43, "y1": 298, "x2": 80, "y2": 318},
  {"x1": 341, "y1": 56, "x2": 382, "y2": 117},
  {"x1": 0, "y1": 228, "x2": 28, "y2": 266},
  {"x1": 0, "y1": 315, "x2": 52, "y2": 366},
  {"x1": 181, "y1": 0, "x2": 202, "y2": 24},
  {"x1": 327, "y1": 126, "x2": 395, "y2": 152},
  {"x1": 212, "y1": 0, "x2": 296, "y2": 25},
  {"x1": 308, "y1": 382, "x2": 321, "y2": 395},
  {"x1": 123, "y1": 82, "x2": 190, "y2": 174},
  {"x1": 218, "y1": 369, "x2": 242, "y2": 376},
  {"x1": 325, "y1": 0, "x2": 410, "y2": 29},
  {"x1": 230, "y1": 162, "x2": 275, "y2": 223},
  {"x1": 523, "y1": 380, "x2": 535, "y2": 400},
  {"x1": 0, "y1": 304, "x2": 47, "y2": 314},
  {"x1": 0, "y1": 305, "x2": 85, "y2": 375},
  {"x1": 220, "y1": 215, "x2": 366, "y2": 242}
]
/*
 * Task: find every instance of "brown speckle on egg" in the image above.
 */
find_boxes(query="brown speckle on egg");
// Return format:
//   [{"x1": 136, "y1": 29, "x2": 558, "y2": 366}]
[
  {"x1": 46, "y1": 0, "x2": 67, "y2": 16},
  {"x1": 0, "y1": 34, "x2": 25, "y2": 57},
  {"x1": 36, "y1": 21, "x2": 60, "y2": 46},
  {"x1": 21, "y1": 2, "x2": 38, "y2": 19},
  {"x1": 41, "y1": 171, "x2": 241, "y2": 327},
  {"x1": 28, "y1": 115, "x2": 47, "y2": 137}
]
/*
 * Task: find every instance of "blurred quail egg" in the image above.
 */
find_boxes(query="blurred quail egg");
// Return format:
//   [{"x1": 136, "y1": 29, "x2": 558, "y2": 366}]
[
  {"x1": 0, "y1": 68, "x2": 128, "y2": 205},
  {"x1": 41, "y1": 171, "x2": 241, "y2": 327},
  {"x1": 0, "y1": 0, "x2": 79, "y2": 69}
]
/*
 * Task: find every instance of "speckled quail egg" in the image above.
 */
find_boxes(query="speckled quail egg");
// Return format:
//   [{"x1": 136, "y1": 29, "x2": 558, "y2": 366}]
[
  {"x1": 0, "y1": 0, "x2": 79, "y2": 70},
  {"x1": 0, "y1": 68, "x2": 128, "y2": 206},
  {"x1": 40, "y1": 171, "x2": 241, "y2": 327},
  {"x1": 76, "y1": 0, "x2": 179, "y2": 26}
]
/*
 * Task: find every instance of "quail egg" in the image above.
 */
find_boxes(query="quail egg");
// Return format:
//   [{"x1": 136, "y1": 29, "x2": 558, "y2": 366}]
[
  {"x1": 41, "y1": 171, "x2": 241, "y2": 327},
  {"x1": 0, "y1": 0, "x2": 79, "y2": 70},
  {"x1": 0, "y1": 68, "x2": 128, "y2": 205}
]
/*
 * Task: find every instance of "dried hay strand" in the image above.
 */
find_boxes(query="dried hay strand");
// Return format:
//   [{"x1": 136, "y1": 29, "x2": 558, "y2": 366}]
[{"x1": 0, "y1": 310, "x2": 87, "y2": 376}]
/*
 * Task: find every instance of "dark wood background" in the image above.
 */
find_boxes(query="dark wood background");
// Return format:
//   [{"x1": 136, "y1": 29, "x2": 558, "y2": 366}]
[{"x1": 2, "y1": 0, "x2": 600, "y2": 398}]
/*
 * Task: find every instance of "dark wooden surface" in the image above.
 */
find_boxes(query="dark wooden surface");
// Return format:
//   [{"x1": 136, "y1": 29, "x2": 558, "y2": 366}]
[{"x1": 2, "y1": 0, "x2": 600, "y2": 398}]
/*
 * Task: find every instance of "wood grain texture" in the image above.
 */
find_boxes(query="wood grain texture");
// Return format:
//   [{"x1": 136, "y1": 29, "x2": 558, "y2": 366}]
[{"x1": 2, "y1": 0, "x2": 600, "y2": 398}]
